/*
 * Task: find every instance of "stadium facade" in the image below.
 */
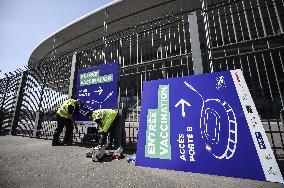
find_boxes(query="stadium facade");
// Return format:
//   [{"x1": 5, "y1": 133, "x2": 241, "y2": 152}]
[{"x1": 0, "y1": 0, "x2": 283, "y2": 161}]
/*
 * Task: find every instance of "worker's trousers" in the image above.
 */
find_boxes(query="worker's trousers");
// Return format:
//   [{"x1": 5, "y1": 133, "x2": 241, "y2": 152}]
[{"x1": 52, "y1": 114, "x2": 74, "y2": 146}]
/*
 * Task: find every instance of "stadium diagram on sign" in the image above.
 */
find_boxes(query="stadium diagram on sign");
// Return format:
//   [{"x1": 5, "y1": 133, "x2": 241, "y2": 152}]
[{"x1": 184, "y1": 81, "x2": 238, "y2": 160}]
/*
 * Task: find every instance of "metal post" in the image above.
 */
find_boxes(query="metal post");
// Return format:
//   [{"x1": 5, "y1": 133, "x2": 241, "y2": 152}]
[
  {"x1": 188, "y1": 11, "x2": 203, "y2": 75},
  {"x1": 281, "y1": 109, "x2": 284, "y2": 128},
  {"x1": 0, "y1": 77, "x2": 9, "y2": 134},
  {"x1": 32, "y1": 110, "x2": 41, "y2": 138},
  {"x1": 158, "y1": 46, "x2": 167, "y2": 78},
  {"x1": 68, "y1": 52, "x2": 79, "y2": 99},
  {"x1": 10, "y1": 71, "x2": 27, "y2": 135}
]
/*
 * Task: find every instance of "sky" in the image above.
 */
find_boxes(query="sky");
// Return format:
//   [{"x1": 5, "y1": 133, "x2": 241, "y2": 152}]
[{"x1": 0, "y1": 0, "x2": 113, "y2": 78}]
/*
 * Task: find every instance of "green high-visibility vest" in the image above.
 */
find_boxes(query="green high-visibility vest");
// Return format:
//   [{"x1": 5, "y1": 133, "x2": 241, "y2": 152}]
[
  {"x1": 57, "y1": 99, "x2": 76, "y2": 118},
  {"x1": 92, "y1": 109, "x2": 118, "y2": 132}
]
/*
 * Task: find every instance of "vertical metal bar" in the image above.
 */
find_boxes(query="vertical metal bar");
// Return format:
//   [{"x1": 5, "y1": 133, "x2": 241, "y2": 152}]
[
  {"x1": 137, "y1": 33, "x2": 139, "y2": 65},
  {"x1": 276, "y1": 116, "x2": 284, "y2": 148},
  {"x1": 249, "y1": 0, "x2": 260, "y2": 38},
  {"x1": 265, "y1": 1, "x2": 275, "y2": 35},
  {"x1": 241, "y1": 0, "x2": 252, "y2": 40},
  {"x1": 246, "y1": 55, "x2": 253, "y2": 82},
  {"x1": 266, "y1": 120, "x2": 277, "y2": 156},
  {"x1": 182, "y1": 16, "x2": 187, "y2": 55},
  {"x1": 140, "y1": 73, "x2": 143, "y2": 101},
  {"x1": 136, "y1": 73, "x2": 139, "y2": 146},
  {"x1": 169, "y1": 28, "x2": 172, "y2": 56},
  {"x1": 212, "y1": 9, "x2": 218, "y2": 46},
  {"x1": 256, "y1": 0, "x2": 267, "y2": 37},
  {"x1": 130, "y1": 86, "x2": 134, "y2": 148},
  {"x1": 218, "y1": 8, "x2": 225, "y2": 45},
  {"x1": 222, "y1": 6, "x2": 230, "y2": 70},
  {"x1": 235, "y1": 1, "x2": 245, "y2": 41},
  {"x1": 32, "y1": 78, "x2": 45, "y2": 138},
  {"x1": 267, "y1": 46, "x2": 284, "y2": 107},
  {"x1": 186, "y1": 54, "x2": 190, "y2": 76},
  {"x1": 223, "y1": 5, "x2": 232, "y2": 44},
  {"x1": 217, "y1": 7, "x2": 229, "y2": 71},
  {"x1": 188, "y1": 11, "x2": 203, "y2": 75},
  {"x1": 141, "y1": 32, "x2": 143, "y2": 64},
  {"x1": 261, "y1": 52, "x2": 274, "y2": 101},
  {"x1": 130, "y1": 36, "x2": 132, "y2": 66},
  {"x1": 279, "y1": 51, "x2": 284, "y2": 72},
  {"x1": 32, "y1": 111, "x2": 40, "y2": 138},
  {"x1": 253, "y1": 52, "x2": 264, "y2": 96},
  {"x1": 178, "y1": 21, "x2": 181, "y2": 56},
  {"x1": 229, "y1": 4, "x2": 237, "y2": 43},
  {"x1": 201, "y1": 0, "x2": 213, "y2": 72},
  {"x1": 272, "y1": 0, "x2": 283, "y2": 33}
]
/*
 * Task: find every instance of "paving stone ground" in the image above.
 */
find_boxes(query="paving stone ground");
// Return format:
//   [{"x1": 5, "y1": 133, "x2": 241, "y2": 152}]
[{"x1": 0, "y1": 135, "x2": 283, "y2": 188}]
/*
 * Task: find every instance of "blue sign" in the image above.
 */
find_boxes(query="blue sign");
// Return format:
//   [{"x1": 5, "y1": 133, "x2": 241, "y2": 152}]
[
  {"x1": 136, "y1": 70, "x2": 283, "y2": 183},
  {"x1": 75, "y1": 62, "x2": 119, "y2": 124}
]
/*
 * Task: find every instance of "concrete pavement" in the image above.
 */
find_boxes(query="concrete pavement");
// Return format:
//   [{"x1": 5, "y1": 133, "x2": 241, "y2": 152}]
[{"x1": 0, "y1": 135, "x2": 283, "y2": 188}]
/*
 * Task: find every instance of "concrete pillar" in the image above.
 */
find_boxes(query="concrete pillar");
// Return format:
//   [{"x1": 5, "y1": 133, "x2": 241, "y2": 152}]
[
  {"x1": 68, "y1": 52, "x2": 79, "y2": 99},
  {"x1": 188, "y1": 11, "x2": 203, "y2": 75}
]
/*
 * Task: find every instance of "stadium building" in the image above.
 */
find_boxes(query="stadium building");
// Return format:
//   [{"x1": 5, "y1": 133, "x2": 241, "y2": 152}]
[{"x1": 0, "y1": 0, "x2": 283, "y2": 163}]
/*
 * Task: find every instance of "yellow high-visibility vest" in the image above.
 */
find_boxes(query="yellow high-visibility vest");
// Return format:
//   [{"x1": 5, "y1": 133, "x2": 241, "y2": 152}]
[
  {"x1": 92, "y1": 109, "x2": 118, "y2": 132},
  {"x1": 57, "y1": 99, "x2": 76, "y2": 118}
]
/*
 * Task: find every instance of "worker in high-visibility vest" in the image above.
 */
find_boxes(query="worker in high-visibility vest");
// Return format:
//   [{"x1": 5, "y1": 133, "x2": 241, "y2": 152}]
[
  {"x1": 86, "y1": 109, "x2": 118, "y2": 147},
  {"x1": 52, "y1": 98, "x2": 81, "y2": 146}
]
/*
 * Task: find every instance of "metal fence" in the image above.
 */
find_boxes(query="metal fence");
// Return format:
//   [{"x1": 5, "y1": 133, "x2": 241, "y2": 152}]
[
  {"x1": 0, "y1": 72, "x2": 22, "y2": 135},
  {"x1": 202, "y1": 0, "x2": 284, "y2": 158},
  {"x1": 0, "y1": 0, "x2": 283, "y2": 159}
]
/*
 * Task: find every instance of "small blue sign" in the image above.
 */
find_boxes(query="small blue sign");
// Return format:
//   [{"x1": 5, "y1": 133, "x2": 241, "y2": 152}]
[
  {"x1": 255, "y1": 132, "x2": 266, "y2": 149},
  {"x1": 75, "y1": 62, "x2": 119, "y2": 122},
  {"x1": 136, "y1": 70, "x2": 283, "y2": 183}
]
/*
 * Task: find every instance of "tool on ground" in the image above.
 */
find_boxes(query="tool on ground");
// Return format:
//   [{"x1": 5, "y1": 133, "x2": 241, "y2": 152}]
[
  {"x1": 92, "y1": 145, "x2": 106, "y2": 162},
  {"x1": 112, "y1": 146, "x2": 123, "y2": 160}
]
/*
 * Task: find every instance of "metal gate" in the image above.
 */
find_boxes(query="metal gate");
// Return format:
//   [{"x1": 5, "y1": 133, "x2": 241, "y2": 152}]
[
  {"x1": 74, "y1": 6, "x2": 204, "y2": 149},
  {"x1": 0, "y1": 0, "x2": 283, "y2": 158},
  {"x1": 0, "y1": 73, "x2": 22, "y2": 135},
  {"x1": 201, "y1": 0, "x2": 284, "y2": 158}
]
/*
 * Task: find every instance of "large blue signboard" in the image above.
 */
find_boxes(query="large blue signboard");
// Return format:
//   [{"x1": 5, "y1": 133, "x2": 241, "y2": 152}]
[
  {"x1": 136, "y1": 70, "x2": 283, "y2": 183},
  {"x1": 75, "y1": 62, "x2": 119, "y2": 125}
]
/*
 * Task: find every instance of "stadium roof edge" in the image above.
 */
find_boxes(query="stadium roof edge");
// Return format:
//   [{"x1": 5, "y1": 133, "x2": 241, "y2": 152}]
[
  {"x1": 29, "y1": 0, "x2": 122, "y2": 66},
  {"x1": 28, "y1": 0, "x2": 201, "y2": 67},
  {"x1": 31, "y1": 0, "x2": 122, "y2": 58}
]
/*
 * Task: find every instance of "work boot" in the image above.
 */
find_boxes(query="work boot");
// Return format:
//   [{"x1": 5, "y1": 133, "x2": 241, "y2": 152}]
[
  {"x1": 52, "y1": 141, "x2": 63, "y2": 146},
  {"x1": 64, "y1": 143, "x2": 73, "y2": 146}
]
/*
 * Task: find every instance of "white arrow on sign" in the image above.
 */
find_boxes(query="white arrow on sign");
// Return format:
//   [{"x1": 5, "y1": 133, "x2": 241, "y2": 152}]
[
  {"x1": 175, "y1": 99, "x2": 191, "y2": 117},
  {"x1": 94, "y1": 86, "x2": 103, "y2": 95},
  {"x1": 103, "y1": 91, "x2": 113, "y2": 101}
]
